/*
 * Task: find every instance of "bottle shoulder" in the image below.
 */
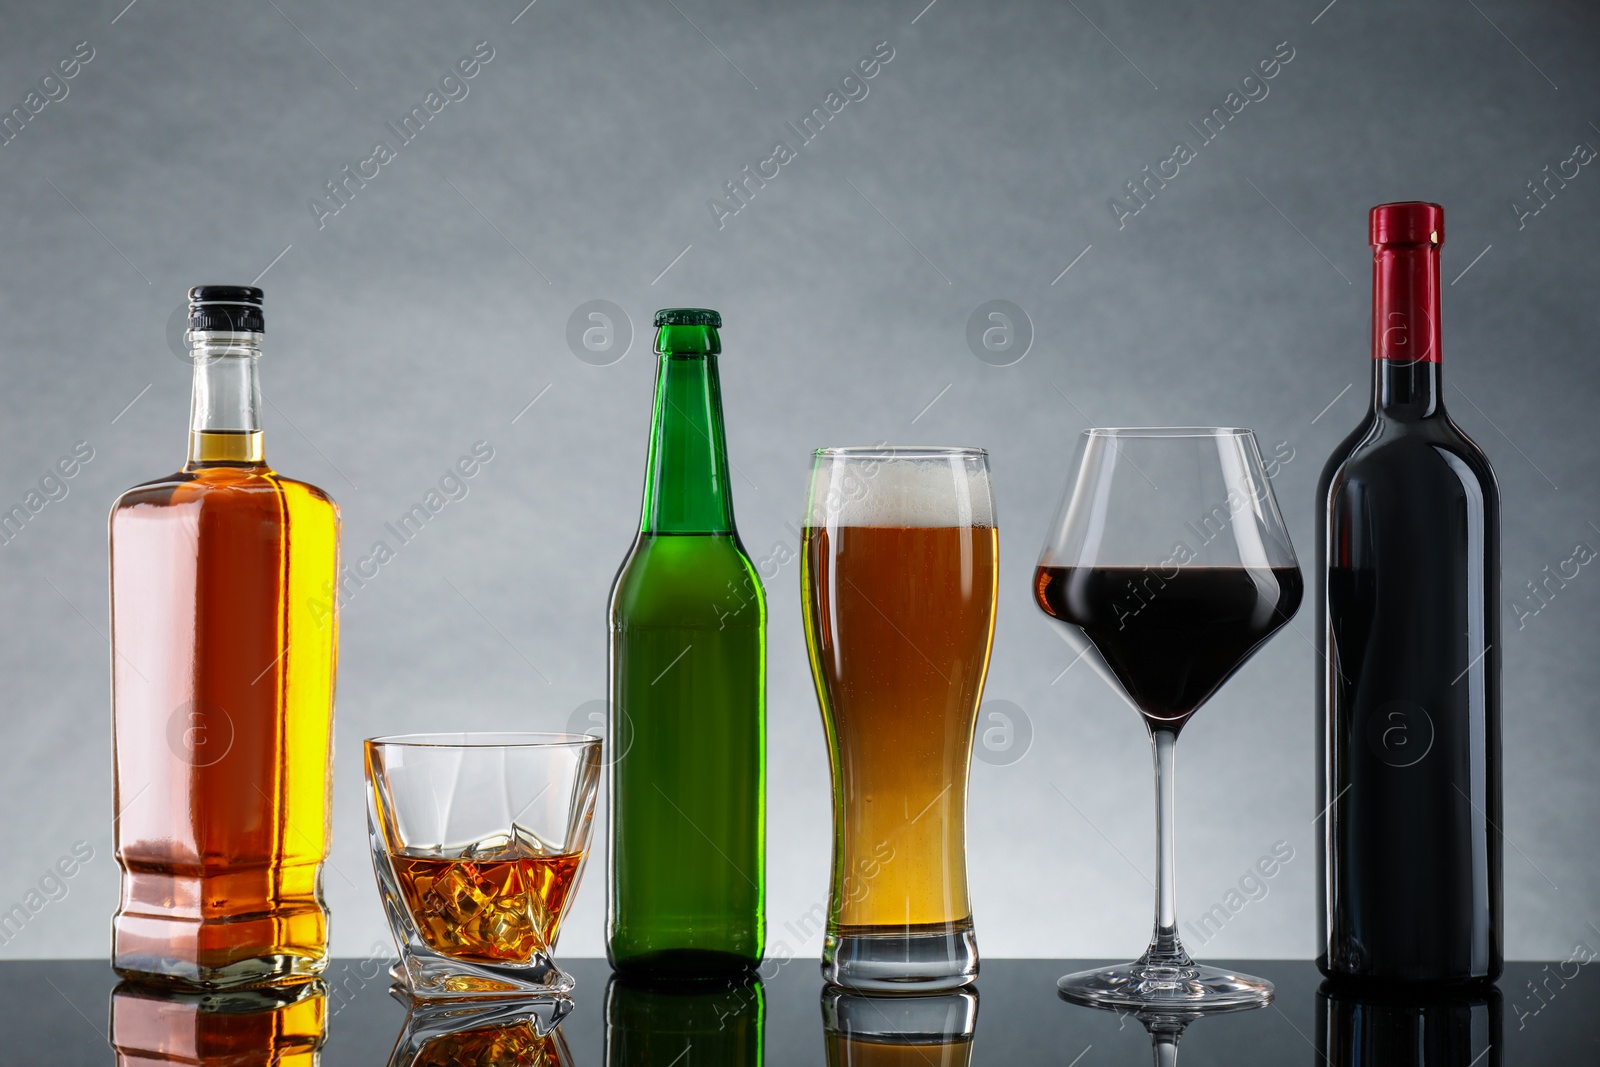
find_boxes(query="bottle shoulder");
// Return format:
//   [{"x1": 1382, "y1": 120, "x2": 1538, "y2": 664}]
[
  {"x1": 1320, "y1": 417, "x2": 1501, "y2": 549},
  {"x1": 268, "y1": 469, "x2": 338, "y2": 504},
  {"x1": 111, "y1": 465, "x2": 339, "y2": 523},
  {"x1": 614, "y1": 533, "x2": 763, "y2": 583},
  {"x1": 1324, "y1": 413, "x2": 1496, "y2": 488},
  {"x1": 1435, "y1": 413, "x2": 1499, "y2": 488},
  {"x1": 611, "y1": 533, "x2": 766, "y2": 626},
  {"x1": 1317, "y1": 416, "x2": 1376, "y2": 496},
  {"x1": 111, "y1": 469, "x2": 195, "y2": 510}
]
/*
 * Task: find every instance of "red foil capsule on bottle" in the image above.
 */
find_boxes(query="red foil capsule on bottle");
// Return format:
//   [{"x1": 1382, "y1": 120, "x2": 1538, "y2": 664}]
[{"x1": 1369, "y1": 201, "x2": 1444, "y2": 363}]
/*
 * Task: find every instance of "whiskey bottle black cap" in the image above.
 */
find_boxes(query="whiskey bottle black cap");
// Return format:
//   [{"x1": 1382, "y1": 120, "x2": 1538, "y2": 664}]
[{"x1": 189, "y1": 285, "x2": 264, "y2": 333}]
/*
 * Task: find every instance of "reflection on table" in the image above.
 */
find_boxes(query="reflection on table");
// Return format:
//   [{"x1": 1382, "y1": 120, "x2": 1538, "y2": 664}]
[
  {"x1": 605, "y1": 974, "x2": 765, "y2": 1065},
  {"x1": 109, "y1": 980, "x2": 327, "y2": 1066},
  {"x1": 15, "y1": 960, "x2": 1578, "y2": 1065},
  {"x1": 822, "y1": 986, "x2": 978, "y2": 1066},
  {"x1": 384, "y1": 992, "x2": 573, "y2": 1067},
  {"x1": 1317, "y1": 980, "x2": 1501, "y2": 1067}
]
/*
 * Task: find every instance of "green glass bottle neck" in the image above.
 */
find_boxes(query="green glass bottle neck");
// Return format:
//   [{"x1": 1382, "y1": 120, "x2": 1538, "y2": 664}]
[{"x1": 640, "y1": 326, "x2": 735, "y2": 535}]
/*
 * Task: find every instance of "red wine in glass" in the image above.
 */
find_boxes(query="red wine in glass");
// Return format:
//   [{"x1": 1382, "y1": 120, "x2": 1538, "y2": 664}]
[
  {"x1": 1034, "y1": 426, "x2": 1302, "y2": 1012},
  {"x1": 1034, "y1": 564, "x2": 1303, "y2": 734}
]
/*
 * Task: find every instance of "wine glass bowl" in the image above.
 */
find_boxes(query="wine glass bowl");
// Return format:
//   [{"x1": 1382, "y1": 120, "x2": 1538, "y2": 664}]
[{"x1": 1034, "y1": 427, "x2": 1302, "y2": 1011}]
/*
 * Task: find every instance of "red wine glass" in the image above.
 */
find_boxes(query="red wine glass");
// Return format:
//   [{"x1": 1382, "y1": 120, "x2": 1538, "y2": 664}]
[{"x1": 1034, "y1": 427, "x2": 1303, "y2": 1010}]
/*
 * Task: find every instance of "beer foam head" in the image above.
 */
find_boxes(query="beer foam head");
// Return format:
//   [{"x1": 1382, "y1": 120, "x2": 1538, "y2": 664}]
[{"x1": 807, "y1": 450, "x2": 994, "y2": 527}]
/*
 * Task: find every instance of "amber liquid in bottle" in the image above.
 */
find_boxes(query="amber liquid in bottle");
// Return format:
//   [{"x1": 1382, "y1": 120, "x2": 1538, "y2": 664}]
[{"x1": 111, "y1": 300, "x2": 339, "y2": 989}]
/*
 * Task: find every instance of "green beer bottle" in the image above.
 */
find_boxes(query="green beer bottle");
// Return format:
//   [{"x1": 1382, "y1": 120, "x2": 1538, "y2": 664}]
[{"x1": 607, "y1": 308, "x2": 766, "y2": 976}]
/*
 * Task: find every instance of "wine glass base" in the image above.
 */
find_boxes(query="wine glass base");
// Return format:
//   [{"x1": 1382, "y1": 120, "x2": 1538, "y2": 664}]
[{"x1": 1056, "y1": 961, "x2": 1273, "y2": 1011}]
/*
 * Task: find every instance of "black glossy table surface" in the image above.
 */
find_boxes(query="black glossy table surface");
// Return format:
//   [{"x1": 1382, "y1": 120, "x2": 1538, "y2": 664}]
[{"x1": 6, "y1": 958, "x2": 1589, "y2": 1064}]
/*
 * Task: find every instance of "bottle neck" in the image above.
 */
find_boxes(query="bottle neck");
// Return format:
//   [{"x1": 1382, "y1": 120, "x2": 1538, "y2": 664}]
[
  {"x1": 1370, "y1": 240, "x2": 1443, "y2": 419},
  {"x1": 1372, "y1": 357, "x2": 1443, "y2": 418},
  {"x1": 640, "y1": 325, "x2": 734, "y2": 535},
  {"x1": 187, "y1": 331, "x2": 265, "y2": 466}
]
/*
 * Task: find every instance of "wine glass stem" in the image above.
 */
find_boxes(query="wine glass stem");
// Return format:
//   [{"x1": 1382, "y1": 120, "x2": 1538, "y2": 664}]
[{"x1": 1147, "y1": 727, "x2": 1190, "y2": 967}]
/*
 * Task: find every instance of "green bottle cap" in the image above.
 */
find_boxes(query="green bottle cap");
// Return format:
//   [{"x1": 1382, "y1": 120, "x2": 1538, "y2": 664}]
[{"x1": 654, "y1": 308, "x2": 722, "y2": 328}]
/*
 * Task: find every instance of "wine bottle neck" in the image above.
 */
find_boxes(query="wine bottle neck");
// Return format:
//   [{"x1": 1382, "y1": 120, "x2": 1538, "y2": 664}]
[
  {"x1": 1370, "y1": 226, "x2": 1443, "y2": 418},
  {"x1": 1372, "y1": 357, "x2": 1443, "y2": 418},
  {"x1": 187, "y1": 331, "x2": 265, "y2": 466},
  {"x1": 640, "y1": 325, "x2": 734, "y2": 535}
]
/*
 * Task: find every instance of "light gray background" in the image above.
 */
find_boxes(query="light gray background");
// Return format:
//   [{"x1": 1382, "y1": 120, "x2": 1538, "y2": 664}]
[{"x1": 0, "y1": 0, "x2": 1596, "y2": 964}]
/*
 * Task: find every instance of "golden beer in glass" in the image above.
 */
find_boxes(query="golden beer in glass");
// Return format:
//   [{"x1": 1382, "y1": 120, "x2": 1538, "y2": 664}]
[{"x1": 801, "y1": 447, "x2": 997, "y2": 990}]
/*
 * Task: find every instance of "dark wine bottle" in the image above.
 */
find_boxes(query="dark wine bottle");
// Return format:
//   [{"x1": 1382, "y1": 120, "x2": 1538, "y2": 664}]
[{"x1": 1317, "y1": 202, "x2": 1502, "y2": 984}]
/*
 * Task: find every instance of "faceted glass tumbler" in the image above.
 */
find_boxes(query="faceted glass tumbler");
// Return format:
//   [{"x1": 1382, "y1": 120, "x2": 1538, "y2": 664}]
[{"x1": 365, "y1": 733, "x2": 602, "y2": 1000}]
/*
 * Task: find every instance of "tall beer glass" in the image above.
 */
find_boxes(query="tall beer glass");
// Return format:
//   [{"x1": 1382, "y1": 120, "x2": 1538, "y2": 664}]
[{"x1": 801, "y1": 447, "x2": 998, "y2": 991}]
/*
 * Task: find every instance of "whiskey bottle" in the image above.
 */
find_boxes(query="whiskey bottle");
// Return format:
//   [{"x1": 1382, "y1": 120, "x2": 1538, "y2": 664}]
[{"x1": 111, "y1": 286, "x2": 340, "y2": 988}]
